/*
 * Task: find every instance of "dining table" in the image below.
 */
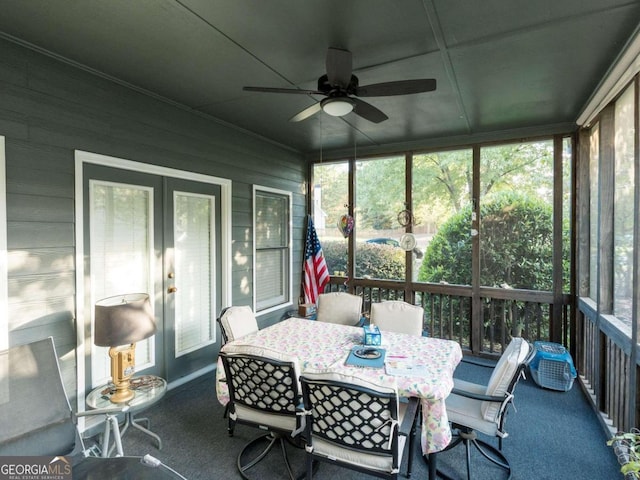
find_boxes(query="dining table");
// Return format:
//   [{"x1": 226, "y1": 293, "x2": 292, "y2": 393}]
[{"x1": 215, "y1": 316, "x2": 463, "y2": 477}]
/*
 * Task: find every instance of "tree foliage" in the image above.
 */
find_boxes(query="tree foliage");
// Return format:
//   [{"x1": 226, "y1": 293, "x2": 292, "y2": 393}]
[
  {"x1": 419, "y1": 191, "x2": 561, "y2": 290},
  {"x1": 355, "y1": 157, "x2": 406, "y2": 230},
  {"x1": 315, "y1": 140, "x2": 567, "y2": 292}
]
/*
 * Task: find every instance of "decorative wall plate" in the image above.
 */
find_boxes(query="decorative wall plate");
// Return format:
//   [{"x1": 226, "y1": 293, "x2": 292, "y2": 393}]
[{"x1": 399, "y1": 233, "x2": 417, "y2": 251}]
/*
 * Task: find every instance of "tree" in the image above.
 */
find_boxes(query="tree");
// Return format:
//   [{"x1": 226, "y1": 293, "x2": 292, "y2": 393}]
[
  {"x1": 419, "y1": 191, "x2": 558, "y2": 290},
  {"x1": 315, "y1": 142, "x2": 554, "y2": 238},
  {"x1": 355, "y1": 157, "x2": 406, "y2": 230}
]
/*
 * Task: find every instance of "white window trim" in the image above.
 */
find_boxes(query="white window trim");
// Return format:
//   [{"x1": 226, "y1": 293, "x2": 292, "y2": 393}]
[
  {"x1": 0, "y1": 136, "x2": 7, "y2": 351},
  {"x1": 578, "y1": 30, "x2": 640, "y2": 126},
  {"x1": 252, "y1": 185, "x2": 293, "y2": 315},
  {"x1": 74, "y1": 150, "x2": 232, "y2": 423}
]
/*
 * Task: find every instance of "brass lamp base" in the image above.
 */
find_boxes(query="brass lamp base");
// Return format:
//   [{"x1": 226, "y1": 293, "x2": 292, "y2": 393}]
[{"x1": 108, "y1": 344, "x2": 137, "y2": 404}]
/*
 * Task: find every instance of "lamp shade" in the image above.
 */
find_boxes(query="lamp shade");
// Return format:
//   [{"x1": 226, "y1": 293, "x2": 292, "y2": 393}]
[{"x1": 94, "y1": 293, "x2": 156, "y2": 347}]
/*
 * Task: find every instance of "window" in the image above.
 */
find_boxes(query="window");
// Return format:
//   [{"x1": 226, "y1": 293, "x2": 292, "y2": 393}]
[
  {"x1": 254, "y1": 187, "x2": 292, "y2": 312},
  {"x1": 562, "y1": 138, "x2": 573, "y2": 293},
  {"x1": 355, "y1": 156, "x2": 406, "y2": 280},
  {"x1": 589, "y1": 123, "x2": 600, "y2": 301},
  {"x1": 613, "y1": 84, "x2": 635, "y2": 323},
  {"x1": 413, "y1": 149, "x2": 473, "y2": 285},
  {"x1": 313, "y1": 161, "x2": 349, "y2": 276},
  {"x1": 480, "y1": 141, "x2": 554, "y2": 290}
]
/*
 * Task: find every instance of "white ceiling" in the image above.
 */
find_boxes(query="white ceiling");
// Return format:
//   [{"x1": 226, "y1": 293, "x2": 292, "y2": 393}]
[{"x1": 0, "y1": 0, "x2": 638, "y2": 155}]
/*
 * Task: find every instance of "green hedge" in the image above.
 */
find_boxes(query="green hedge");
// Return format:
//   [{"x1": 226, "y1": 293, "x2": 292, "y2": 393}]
[{"x1": 323, "y1": 241, "x2": 405, "y2": 280}]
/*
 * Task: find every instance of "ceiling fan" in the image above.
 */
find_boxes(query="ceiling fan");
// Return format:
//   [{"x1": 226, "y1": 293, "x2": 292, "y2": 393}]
[{"x1": 243, "y1": 47, "x2": 436, "y2": 123}]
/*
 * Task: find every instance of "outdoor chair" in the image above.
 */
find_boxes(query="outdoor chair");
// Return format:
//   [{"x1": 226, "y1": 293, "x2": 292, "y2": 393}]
[
  {"x1": 219, "y1": 345, "x2": 305, "y2": 480},
  {"x1": 370, "y1": 301, "x2": 424, "y2": 336},
  {"x1": 0, "y1": 337, "x2": 186, "y2": 479},
  {"x1": 216, "y1": 305, "x2": 261, "y2": 419},
  {"x1": 217, "y1": 305, "x2": 259, "y2": 344},
  {"x1": 434, "y1": 336, "x2": 532, "y2": 480},
  {"x1": 299, "y1": 370, "x2": 420, "y2": 479},
  {"x1": 315, "y1": 292, "x2": 364, "y2": 326}
]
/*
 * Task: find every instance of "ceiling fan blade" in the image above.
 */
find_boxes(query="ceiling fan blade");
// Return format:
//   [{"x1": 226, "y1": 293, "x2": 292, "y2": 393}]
[
  {"x1": 355, "y1": 79, "x2": 436, "y2": 97},
  {"x1": 289, "y1": 102, "x2": 322, "y2": 122},
  {"x1": 351, "y1": 97, "x2": 388, "y2": 123},
  {"x1": 243, "y1": 86, "x2": 322, "y2": 95},
  {"x1": 326, "y1": 47, "x2": 352, "y2": 88}
]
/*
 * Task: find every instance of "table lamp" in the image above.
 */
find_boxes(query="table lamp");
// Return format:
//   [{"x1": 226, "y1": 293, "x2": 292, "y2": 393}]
[{"x1": 94, "y1": 293, "x2": 156, "y2": 403}]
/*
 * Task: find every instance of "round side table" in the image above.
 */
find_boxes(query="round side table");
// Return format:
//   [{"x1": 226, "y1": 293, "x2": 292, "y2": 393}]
[{"x1": 87, "y1": 374, "x2": 167, "y2": 456}]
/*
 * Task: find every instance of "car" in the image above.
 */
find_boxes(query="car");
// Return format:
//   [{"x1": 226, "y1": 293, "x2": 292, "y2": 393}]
[
  {"x1": 366, "y1": 237, "x2": 400, "y2": 247},
  {"x1": 365, "y1": 237, "x2": 423, "y2": 259}
]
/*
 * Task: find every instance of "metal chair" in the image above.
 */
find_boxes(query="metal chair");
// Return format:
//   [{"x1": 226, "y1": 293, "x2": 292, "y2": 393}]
[
  {"x1": 434, "y1": 337, "x2": 532, "y2": 480},
  {"x1": 0, "y1": 337, "x2": 186, "y2": 479},
  {"x1": 315, "y1": 292, "x2": 364, "y2": 326},
  {"x1": 300, "y1": 370, "x2": 420, "y2": 479},
  {"x1": 220, "y1": 345, "x2": 305, "y2": 480},
  {"x1": 370, "y1": 301, "x2": 424, "y2": 336},
  {"x1": 216, "y1": 306, "x2": 260, "y2": 419}
]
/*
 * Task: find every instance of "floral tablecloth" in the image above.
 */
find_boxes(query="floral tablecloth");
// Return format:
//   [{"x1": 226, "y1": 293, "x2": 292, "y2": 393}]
[{"x1": 215, "y1": 316, "x2": 462, "y2": 454}]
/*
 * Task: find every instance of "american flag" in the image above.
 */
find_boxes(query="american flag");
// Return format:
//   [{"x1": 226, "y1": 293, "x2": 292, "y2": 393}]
[{"x1": 303, "y1": 216, "x2": 329, "y2": 304}]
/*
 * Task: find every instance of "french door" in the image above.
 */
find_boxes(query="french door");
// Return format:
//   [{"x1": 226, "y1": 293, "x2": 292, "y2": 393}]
[{"x1": 83, "y1": 162, "x2": 221, "y2": 389}]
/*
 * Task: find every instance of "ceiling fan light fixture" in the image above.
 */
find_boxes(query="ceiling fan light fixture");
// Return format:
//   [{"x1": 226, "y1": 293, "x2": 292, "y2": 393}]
[{"x1": 321, "y1": 97, "x2": 354, "y2": 116}]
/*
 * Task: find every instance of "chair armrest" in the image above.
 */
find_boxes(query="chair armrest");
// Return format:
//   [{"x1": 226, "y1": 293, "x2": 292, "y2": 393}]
[
  {"x1": 398, "y1": 397, "x2": 420, "y2": 437},
  {"x1": 450, "y1": 387, "x2": 507, "y2": 404}
]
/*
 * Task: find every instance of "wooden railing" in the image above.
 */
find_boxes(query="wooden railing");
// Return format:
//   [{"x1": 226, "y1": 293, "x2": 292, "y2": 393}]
[
  {"x1": 328, "y1": 276, "x2": 640, "y2": 435},
  {"x1": 577, "y1": 299, "x2": 637, "y2": 434},
  {"x1": 327, "y1": 276, "x2": 640, "y2": 434},
  {"x1": 326, "y1": 276, "x2": 571, "y2": 357}
]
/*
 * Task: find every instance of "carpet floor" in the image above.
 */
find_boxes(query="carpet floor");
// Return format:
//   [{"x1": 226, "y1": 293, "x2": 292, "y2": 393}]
[{"x1": 117, "y1": 360, "x2": 623, "y2": 479}]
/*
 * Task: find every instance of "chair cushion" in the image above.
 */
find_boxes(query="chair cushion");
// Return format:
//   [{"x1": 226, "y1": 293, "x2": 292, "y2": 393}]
[
  {"x1": 370, "y1": 301, "x2": 424, "y2": 336},
  {"x1": 316, "y1": 292, "x2": 363, "y2": 326},
  {"x1": 311, "y1": 434, "x2": 407, "y2": 473},
  {"x1": 446, "y1": 379, "x2": 500, "y2": 437},
  {"x1": 482, "y1": 337, "x2": 530, "y2": 422},
  {"x1": 220, "y1": 306, "x2": 258, "y2": 342},
  {"x1": 302, "y1": 368, "x2": 398, "y2": 398},
  {"x1": 234, "y1": 404, "x2": 298, "y2": 431}
]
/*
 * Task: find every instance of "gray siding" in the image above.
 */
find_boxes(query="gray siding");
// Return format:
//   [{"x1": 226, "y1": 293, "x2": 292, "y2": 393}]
[{"x1": 0, "y1": 38, "x2": 306, "y2": 400}]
